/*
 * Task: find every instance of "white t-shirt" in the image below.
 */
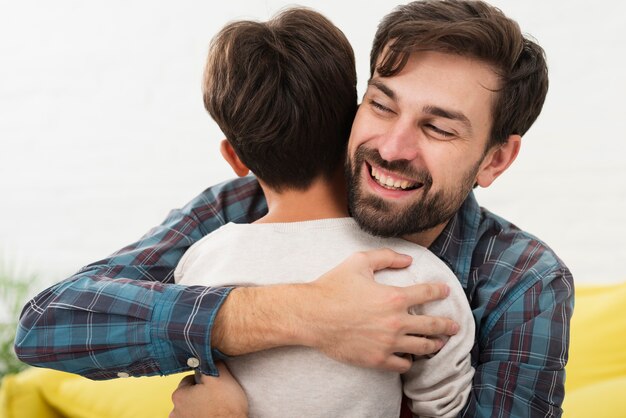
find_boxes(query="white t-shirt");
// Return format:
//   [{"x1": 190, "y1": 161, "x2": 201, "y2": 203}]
[{"x1": 175, "y1": 217, "x2": 474, "y2": 418}]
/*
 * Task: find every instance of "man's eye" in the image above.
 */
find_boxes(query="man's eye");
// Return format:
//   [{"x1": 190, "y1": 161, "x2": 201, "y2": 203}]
[
  {"x1": 369, "y1": 100, "x2": 391, "y2": 113},
  {"x1": 426, "y1": 124, "x2": 454, "y2": 139}
]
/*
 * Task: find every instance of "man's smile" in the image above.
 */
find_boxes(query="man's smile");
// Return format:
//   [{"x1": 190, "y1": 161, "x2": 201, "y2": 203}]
[{"x1": 363, "y1": 161, "x2": 424, "y2": 197}]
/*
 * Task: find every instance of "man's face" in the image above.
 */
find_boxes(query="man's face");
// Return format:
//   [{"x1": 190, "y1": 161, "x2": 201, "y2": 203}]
[{"x1": 346, "y1": 51, "x2": 500, "y2": 240}]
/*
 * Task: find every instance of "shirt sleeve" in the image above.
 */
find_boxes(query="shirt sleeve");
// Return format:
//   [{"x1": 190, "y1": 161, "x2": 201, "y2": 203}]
[
  {"x1": 14, "y1": 176, "x2": 266, "y2": 380},
  {"x1": 459, "y1": 267, "x2": 574, "y2": 417}
]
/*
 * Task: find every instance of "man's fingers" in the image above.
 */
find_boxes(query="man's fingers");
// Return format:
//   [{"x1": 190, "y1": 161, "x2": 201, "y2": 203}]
[
  {"x1": 382, "y1": 353, "x2": 413, "y2": 373},
  {"x1": 396, "y1": 335, "x2": 445, "y2": 357},
  {"x1": 400, "y1": 284, "x2": 459, "y2": 336},
  {"x1": 404, "y1": 283, "x2": 451, "y2": 306},
  {"x1": 356, "y1": 248, "x2": 413, "y2": 272},
  {"x1": 405, "y1": 313, "x2": 459, "y2": 336}
]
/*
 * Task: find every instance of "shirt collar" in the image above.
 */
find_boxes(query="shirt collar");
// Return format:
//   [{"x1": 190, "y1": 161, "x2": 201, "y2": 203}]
[{"x1": 428, "y1": 191, "x2": 481, "y2": 288}]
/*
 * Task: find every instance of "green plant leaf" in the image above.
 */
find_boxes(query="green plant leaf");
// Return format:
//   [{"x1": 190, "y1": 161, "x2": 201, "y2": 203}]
[{"x1": 0, "y1": 264, "x2": 39, "y2": 377}]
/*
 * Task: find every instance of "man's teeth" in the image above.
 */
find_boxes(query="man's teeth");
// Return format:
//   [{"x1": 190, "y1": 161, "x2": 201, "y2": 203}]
[{"x1": 371, "y1": 166, "x2": 414, "y2": 190}]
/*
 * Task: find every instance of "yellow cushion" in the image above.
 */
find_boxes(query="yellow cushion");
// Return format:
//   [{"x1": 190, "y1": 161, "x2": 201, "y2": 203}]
[
  {"x1": 0, "y1": 367, "x2": 187, "y2": 418},
  {"x1": 0, "y1": 367, "x2": 75, "y2": 418},
  {"x1": 40, "y1": 371, "x2": 187, "y2": 418},
  {"x1": 563, "y1": 376, "x2": 626, "y2": 418},
  {"x1": 565, "y1": 282, "x2": 626, "y2": 392},
  {"x1": 563, "y1": 282, "x2": 626, "y2": 416}
]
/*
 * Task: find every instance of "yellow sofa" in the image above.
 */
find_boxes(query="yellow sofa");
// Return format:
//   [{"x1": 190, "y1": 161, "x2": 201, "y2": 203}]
[
  {"x1": 2, "y1": 283, "x2": 625, "y2": 418},
  {"x1": 562, "y1": 283, "x2": 626, "y2": 417}
]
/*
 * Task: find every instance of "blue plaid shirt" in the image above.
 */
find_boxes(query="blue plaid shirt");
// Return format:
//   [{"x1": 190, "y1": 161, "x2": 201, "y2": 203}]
[{"x1": 16, "y1": 176, "x2": 573, "y2": 417}]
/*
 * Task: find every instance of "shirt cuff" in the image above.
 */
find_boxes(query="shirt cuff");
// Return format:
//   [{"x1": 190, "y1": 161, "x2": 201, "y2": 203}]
[{"x1": 150, "y1": 283, "x2": 234, "y2": 376}]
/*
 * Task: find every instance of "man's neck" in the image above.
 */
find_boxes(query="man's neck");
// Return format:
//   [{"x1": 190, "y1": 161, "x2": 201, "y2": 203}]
[
  {"x1": 402, "y1": 222, "x2": 448, "y2": 248},
  {"x1": 255, "y1": 172, "x2": 349, "y2": 224}
]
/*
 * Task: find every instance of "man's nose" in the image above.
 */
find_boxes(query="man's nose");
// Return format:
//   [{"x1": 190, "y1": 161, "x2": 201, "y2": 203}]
[{"x1": 377, "y1": 120, "x2": 421, "y2": 162}]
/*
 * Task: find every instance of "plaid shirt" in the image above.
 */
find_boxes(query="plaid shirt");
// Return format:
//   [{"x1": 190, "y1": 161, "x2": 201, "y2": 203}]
[{"x1": 16, "y1": 175, "x2": 573, "y2": 417}]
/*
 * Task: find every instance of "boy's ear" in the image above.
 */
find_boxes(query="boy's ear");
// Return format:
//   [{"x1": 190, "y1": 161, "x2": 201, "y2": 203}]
[
  {"x1": 220, "y1": 139, "x2": 250, "y2": 177},
  {"x1": 475, "y1": 134, "x2": 521, "y2": 188}
]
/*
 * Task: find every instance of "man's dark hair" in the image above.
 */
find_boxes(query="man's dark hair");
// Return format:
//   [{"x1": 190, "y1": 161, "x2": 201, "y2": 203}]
[
  {"x1": 371, "y1": 0, "x2": 549, "y2": 147},
  {"x1": 203, "y1": 8, "x2": 357, "y2": 191}
]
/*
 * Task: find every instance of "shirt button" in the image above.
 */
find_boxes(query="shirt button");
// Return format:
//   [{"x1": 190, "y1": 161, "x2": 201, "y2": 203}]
[
  {"x1": 187, "y1": 357, "x2": 200, "y2": 368},
  {"x1": 117, "y1": 372, "x2": 130, "y2": 378}
]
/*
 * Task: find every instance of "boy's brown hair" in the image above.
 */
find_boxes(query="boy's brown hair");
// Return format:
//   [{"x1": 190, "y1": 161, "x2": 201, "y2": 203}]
[
  {"x1": 371, "y1": 0, "x2": 549, "y2": 148},
  {"x1": 203, "y1": 8, "x2": 357, "y2": 191}
]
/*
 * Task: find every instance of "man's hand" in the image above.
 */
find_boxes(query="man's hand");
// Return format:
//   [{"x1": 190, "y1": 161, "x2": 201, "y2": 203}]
[
  {"x1": 305, "y1": 248, "x2": 459, "y2": 372},
  {"x1": 212, "y1": 248, "x2": 459, "y2": 373},
  {"x1": 170, "y1": 362, "x2": 248, "y2": 418}
]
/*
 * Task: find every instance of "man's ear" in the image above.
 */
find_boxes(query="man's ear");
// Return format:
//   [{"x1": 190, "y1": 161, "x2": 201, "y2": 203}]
[
  {"x1": 220, "y1": 139, "x2": 250, "y2": 178},
  {"x1": 475, "y1": 134, "x2": 521, "y2": 188}
]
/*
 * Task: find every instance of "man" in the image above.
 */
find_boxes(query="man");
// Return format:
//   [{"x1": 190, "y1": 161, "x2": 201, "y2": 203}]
[{"x1": 16, "y1": 0, "x2": 573, "y2": 416}]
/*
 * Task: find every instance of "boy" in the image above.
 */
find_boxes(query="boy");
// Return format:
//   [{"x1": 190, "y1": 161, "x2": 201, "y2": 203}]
[{"x1": 174, "y1": 7, "x2": 474, "y2": 417}]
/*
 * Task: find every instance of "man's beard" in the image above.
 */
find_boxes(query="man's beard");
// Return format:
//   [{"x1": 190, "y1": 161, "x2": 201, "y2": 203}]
[{"x1": 345, "y1": 146, "x2": 480, "y2": 238}]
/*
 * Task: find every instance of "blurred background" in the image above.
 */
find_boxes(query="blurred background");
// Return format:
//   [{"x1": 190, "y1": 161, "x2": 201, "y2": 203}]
[{"x1": 0, "y1": 0, "x2": 624, "y2": 295}]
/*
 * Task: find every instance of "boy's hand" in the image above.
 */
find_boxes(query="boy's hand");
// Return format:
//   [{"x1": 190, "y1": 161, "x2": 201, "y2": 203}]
[{"x1": 170, "y1": 362, "x2": 248, "y2": 418}]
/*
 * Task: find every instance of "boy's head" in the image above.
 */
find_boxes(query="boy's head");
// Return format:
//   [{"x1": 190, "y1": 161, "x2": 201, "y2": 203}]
[{"x1": 203, "y1": 8, "x2": 357, "y2": 192}]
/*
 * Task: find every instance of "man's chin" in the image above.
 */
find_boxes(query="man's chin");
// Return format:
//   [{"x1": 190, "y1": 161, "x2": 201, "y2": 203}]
[
  {"x1": 349, "y1": 183, "x2": 456, "y2": 238},
  {"x1": 350, "y1": 197, "x2": 416, "y2": 238}
]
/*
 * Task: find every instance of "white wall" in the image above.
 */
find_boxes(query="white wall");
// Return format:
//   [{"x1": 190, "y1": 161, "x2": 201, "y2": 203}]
[{"x1": 1, "y1": 0, "x2": 624, "y2": 287}]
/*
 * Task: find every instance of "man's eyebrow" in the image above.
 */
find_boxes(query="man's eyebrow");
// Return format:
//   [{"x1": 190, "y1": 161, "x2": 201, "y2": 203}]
[
  {"x1": 423, "y1": 105, "x2": 473, "y2": 133},
  {"x1": 367, "y1": 79, "x2": 396, "y2": 101}
]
